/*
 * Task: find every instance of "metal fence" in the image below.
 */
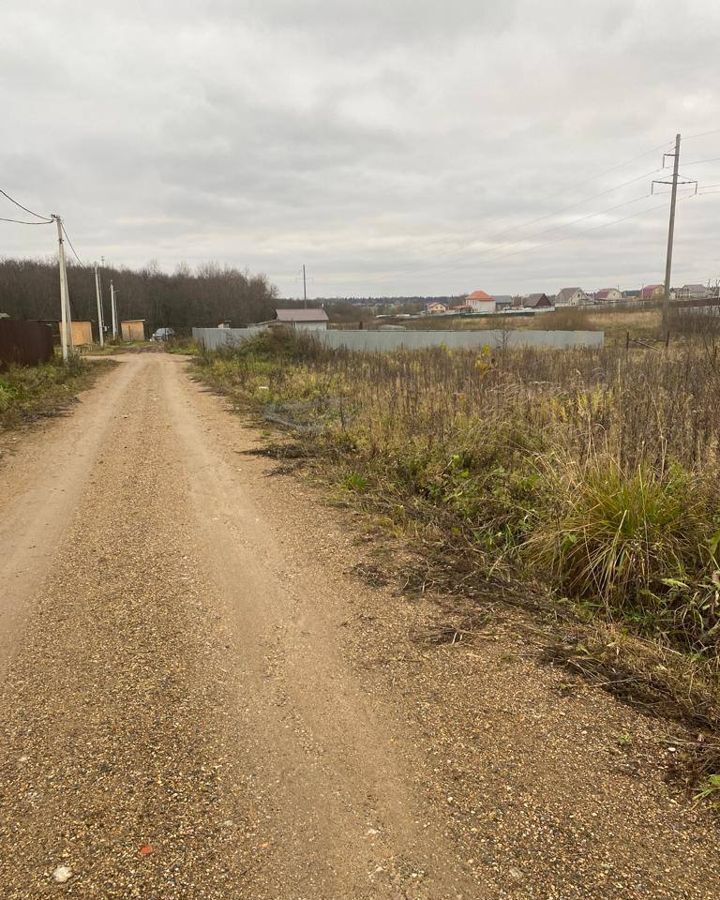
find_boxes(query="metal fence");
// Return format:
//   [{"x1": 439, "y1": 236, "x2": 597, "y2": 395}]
[
  {"x1": 0, "y1": 320, "x2": 54, "y2": 367},
  {"x1": 193, "y1": 326, "x2": 604, "y2": 352}
]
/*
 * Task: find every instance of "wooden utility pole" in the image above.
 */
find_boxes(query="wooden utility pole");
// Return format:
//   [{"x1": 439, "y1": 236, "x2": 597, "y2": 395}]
[{"x1": 303, "y1": 264, "x2": 307, "y2": 308}]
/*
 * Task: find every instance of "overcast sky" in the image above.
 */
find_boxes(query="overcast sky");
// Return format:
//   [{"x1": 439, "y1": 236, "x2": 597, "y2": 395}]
[{"x1": 1, "y1": 0, "x2": 719, "y2": 297}]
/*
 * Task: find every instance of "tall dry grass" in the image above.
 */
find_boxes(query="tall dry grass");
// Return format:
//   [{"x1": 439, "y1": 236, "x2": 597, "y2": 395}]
[{"x1": 198, "y1": 330, "x2": 720, "y2": 658}]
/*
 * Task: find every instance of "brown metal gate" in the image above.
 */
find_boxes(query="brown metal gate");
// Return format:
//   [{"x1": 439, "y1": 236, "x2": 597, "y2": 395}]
[{"x1": 0, "y1": 320, "x2": 54, "y2": 368}]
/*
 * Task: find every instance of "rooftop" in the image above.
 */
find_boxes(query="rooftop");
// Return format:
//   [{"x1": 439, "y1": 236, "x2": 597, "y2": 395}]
[{"x1": 275, "y1": 308, "x2": 329, "y2": 323}]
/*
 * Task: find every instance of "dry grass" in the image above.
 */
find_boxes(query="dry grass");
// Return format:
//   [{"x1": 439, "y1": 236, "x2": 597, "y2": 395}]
[
  {"x1": 196, "y1": 329, "x2": 720, "y2": 750},
  {"x1": 400, "y1": 304, "x2": 664, "y2": 343}
]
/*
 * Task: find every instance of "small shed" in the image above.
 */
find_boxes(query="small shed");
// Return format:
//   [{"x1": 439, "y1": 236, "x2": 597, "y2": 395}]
[
  {"x1": 121, "y1": 319, "x2": 146, "y2": 341},
  {"x1": 60, "y1": 321, "x2": 94, "y2": 346},
  {"x1": 273, "y1": 309, "x2": 329, "y2": 331}
]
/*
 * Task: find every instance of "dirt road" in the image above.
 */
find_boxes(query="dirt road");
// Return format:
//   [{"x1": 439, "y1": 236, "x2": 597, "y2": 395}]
[{"x1": 0, "y1": 354, "x2": 718, "y2": 899}]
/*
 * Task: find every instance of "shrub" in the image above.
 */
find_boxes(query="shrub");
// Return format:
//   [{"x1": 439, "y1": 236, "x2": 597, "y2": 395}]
[{"x1": 526, "y1": 460, "x2": 720, "y2": 651}]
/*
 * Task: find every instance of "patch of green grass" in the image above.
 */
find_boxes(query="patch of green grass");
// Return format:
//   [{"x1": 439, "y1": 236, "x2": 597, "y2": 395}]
[
  {"x1": 341, "y1": 471, "x2": 368, "y2": 492},
  {"x1": 0, "y1": 354, "x2": 104, "y2": 430},
  {"x1": 695, "y1": 773, "x2": 720, "y2": 803},
  {"x1": 165, "y1": 337, "x2": 200, "y2": 355}
]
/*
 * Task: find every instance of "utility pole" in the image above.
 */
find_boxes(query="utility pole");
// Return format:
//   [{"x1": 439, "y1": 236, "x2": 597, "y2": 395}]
[
  {"x1": 52, "y1": 214, "x2": 73, "y2": 362},
  {"x1": 110, "y1": 281, "x2": 118, "y2": 338},
  {"x1": 94, "y1": 263, "x2": 105, "y2": 347},
  {"x1": 663, "y1": 133, "x2": 681, "y2": 320},
  {"x1": 652, "y1": 134, "x2": 697, "y2": 325},
  {"x1": 302, "y1": 264, "x2": 307, "y2": 308}
]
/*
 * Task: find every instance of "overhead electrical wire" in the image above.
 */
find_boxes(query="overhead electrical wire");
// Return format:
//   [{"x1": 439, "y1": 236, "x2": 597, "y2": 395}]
[
  {"x1": 470, "y1": 164, "x2": 668, "y2": 257},
  {"x1": 0, "y1": 187, "x2": 53, "y2": 222},
  {"x1": 0, "y1": 215, "x2": 53, "y2": 225},
  {"x1": 475, "y1": 190, "x2": 705, "y2": 267},
  {"x1": 474, "y1": 191, "x2": 658, "y2": 261},
  {"x1": 61, "y1": 222, "x2": 85, "y2": 265},
  {"x1": 679, "y1": 155, "x2": 720, "y2": 168},
  {"x1": 683, "y1": 128, "x2": 720, "y2": 141},
  {"x1": 464, "y1": 137, "x2": 713, "y2": 261},
  {"x1": 559, "y1": 139, "x2": 674, "y2": 192},
  {"x1": 476, "y1": 201, "x2": 670, "y2": 265}
]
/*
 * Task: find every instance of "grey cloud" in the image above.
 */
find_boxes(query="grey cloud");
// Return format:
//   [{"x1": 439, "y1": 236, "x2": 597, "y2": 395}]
[{"x1": 1, "y1": 0, "x2": 719, "y2": 297}]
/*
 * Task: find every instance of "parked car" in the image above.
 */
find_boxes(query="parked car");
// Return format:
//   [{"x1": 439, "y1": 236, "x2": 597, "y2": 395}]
[{"x1": 151, "y1": 327, "x2": 175, "y2": 342}]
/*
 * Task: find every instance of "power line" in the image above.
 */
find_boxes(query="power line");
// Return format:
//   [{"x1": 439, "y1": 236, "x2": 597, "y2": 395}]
[
  {"x1": 0, "y1": 187, "x2": 52, "y2": 222},
  {"x1": 477, "y1": 196, "x2": 680, "y2": 267},
  {"x1": 467, "y1": 138, "x2": 715, "y2": 264},
  {"x1": 683, "y1": 128, "x2": 720, "y2": 141},
  {"x1": 560, "y1": 140, "x2": 673, "y2": 192},
  {"x1": 60, "y1": 222, "x2": 85, "y2": 265},
  {"x1": 680, "y1": 155, "x2": 720, "y2": 168},
  {"x1": 476, "y1": 192, "x2": 655, "y2": 259},
  {"x1": 484, "y1": 189, "x2": 707, "y2": 269},
  {"x1": 474, "y1": 165, "x2": 667, "y2": 256},
  {"x1": 0, "y1": 215, "x2": 54, "y2": 225}
]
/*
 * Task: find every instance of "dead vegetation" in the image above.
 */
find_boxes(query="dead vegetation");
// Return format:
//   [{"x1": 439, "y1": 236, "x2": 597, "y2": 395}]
[{"x1": 195, "y1": 327, "x2": 720, "y2": 794}]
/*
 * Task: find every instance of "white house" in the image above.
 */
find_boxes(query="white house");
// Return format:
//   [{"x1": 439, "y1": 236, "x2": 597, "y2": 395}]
[
  {"x1": 466, "y1": 290, "x2": 495, "y2": 313},
  {"x1": 274, "y1": 308, "x2": 329, "y2": 331},
  {"x1": 677, "y1": 283, "x2": 709, "y2": 301}
]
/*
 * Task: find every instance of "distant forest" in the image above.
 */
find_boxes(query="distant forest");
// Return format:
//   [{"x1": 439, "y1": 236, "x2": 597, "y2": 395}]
[{"x1": 0, "y1": 258, "x2": 278, "y2": 332}]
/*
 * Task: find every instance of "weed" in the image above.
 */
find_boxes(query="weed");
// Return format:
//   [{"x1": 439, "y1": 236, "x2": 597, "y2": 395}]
[
  {"x1": 195, "y1": 331, "x2": 720, "y2": 662},
  {"x1": 695, "y1": 773, "x2": 720, "y2": 803},
  {"x1": 0, "y1": 355, "x2": 101, "y2": 430}
]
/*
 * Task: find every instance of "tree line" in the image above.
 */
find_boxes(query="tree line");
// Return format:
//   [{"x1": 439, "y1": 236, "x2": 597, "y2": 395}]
[{"x1": 0, "y1": 258, "x2": 278, "y2": 333}]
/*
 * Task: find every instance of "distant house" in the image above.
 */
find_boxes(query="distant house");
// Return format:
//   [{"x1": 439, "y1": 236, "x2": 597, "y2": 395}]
[
  {"x1": 522, "y1": 293, "x2": 552, "y2": 309},
  {"x1": 465, "y1": 290, "x2": 495, "y2": 313},
  {"x1": 594, "y1": 288, "x2": 623, "y2": 302},
  {"x1": 677, "y1": 283, "x2": 709, "y2": 301},
  {"x1": 556, "y1": 287, "x2": 590, "y2": 307},
  {"x1": 493, "y1": 295, "x2": 514, "y2": 311},
  {"x1": 622, "y1": 289, "x2": 641, "y2": 299},
  {"x1": 425, "y1": 302, "x2": 448, "y2": 315},
  {"x1": 640, "y1": 284, "x2": 665, "y2": 301},
  {"x1": 274, "y1": 308, "x2": 329, "y2": 331}
]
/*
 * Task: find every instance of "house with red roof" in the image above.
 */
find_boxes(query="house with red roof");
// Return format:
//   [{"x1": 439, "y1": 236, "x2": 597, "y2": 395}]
[
  {"x1": 594, "y1": 288, "x2": 622, "y2": 302},
  {"x1": 641, "y1": 284, "x2": 665, "y2": 300}
]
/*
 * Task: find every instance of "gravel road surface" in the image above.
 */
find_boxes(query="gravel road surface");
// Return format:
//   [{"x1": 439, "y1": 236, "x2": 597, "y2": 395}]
[{"x1": 0, "y1": 353, "x2": 718, "y2": 899}]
